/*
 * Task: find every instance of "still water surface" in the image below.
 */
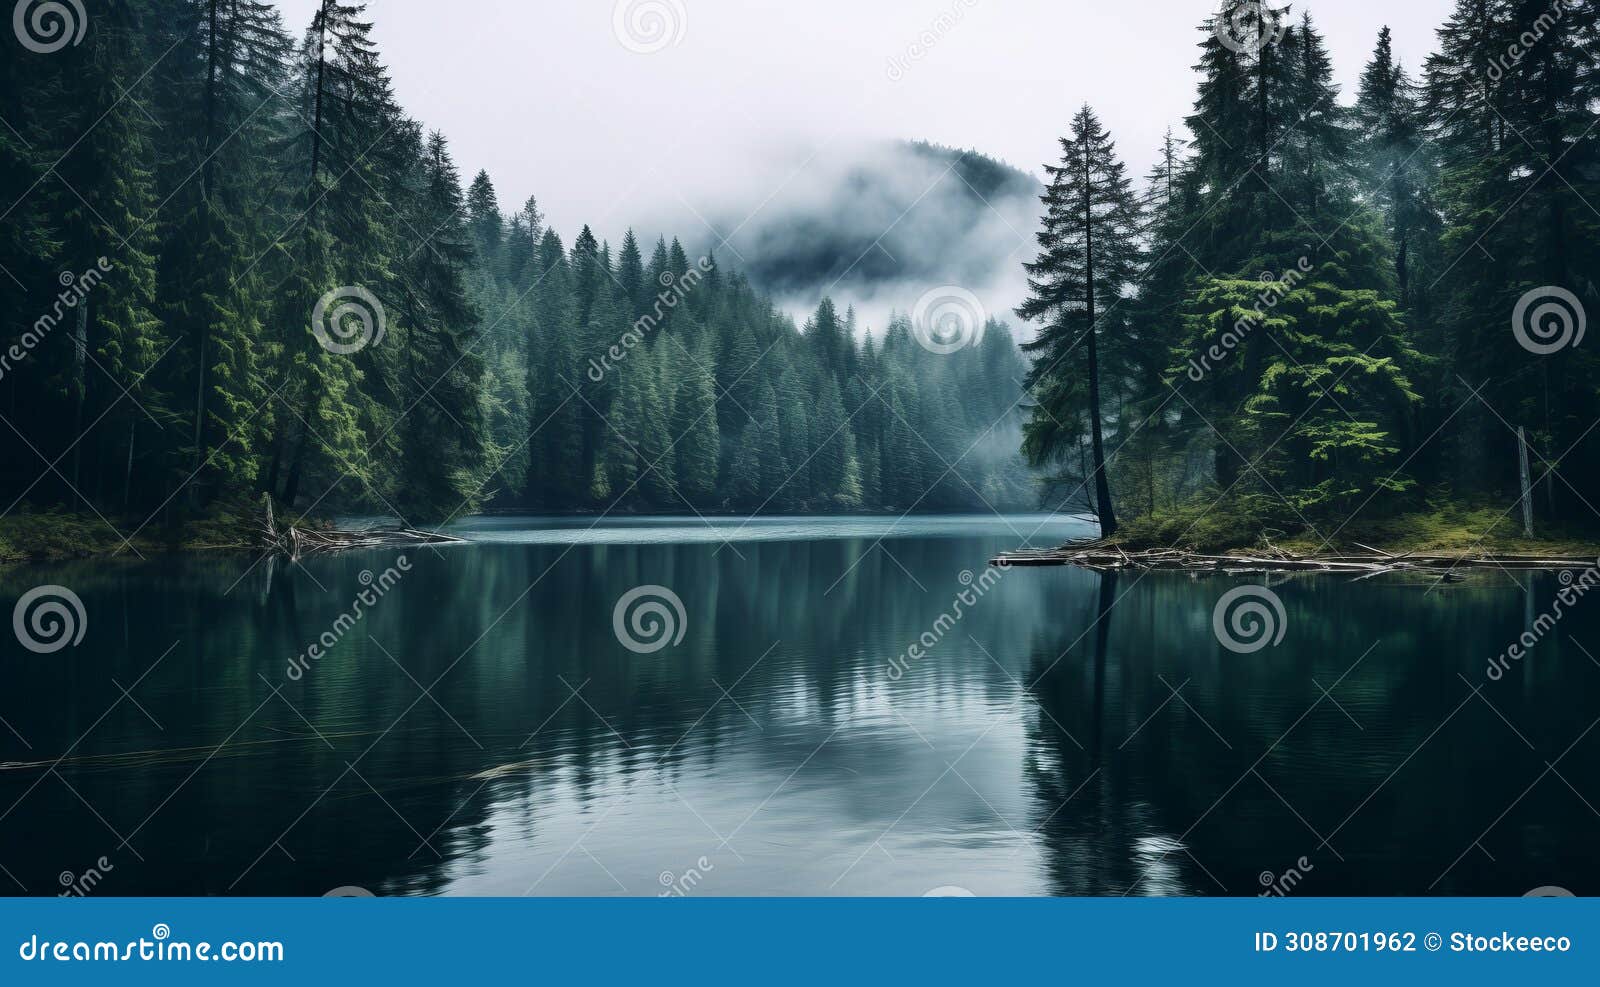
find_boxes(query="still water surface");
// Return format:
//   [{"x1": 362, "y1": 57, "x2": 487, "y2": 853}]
[{"x1": 0, "y1": 515, "x2": 1595, "y2": 896}]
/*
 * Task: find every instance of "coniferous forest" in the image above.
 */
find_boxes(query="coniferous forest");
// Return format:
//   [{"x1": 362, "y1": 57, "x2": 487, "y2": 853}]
[
  {"x1": 1020, "y1": 0, "x2": 1599, "y2": 546},
  {"x1": 1, "y1": 0, "x2": 1597, "y2": 549},
  {"x1": 0, "y1": 0, "x2": 1031, "y2": 533},
  {"x1": 4, "y1": 0, "x2": 1600, "y2": 912}
]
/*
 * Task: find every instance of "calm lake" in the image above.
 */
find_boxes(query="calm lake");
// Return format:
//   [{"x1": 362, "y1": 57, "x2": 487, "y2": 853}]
[{"x1": 0, "y1": 515, "x2": 1594, "y2": 896}]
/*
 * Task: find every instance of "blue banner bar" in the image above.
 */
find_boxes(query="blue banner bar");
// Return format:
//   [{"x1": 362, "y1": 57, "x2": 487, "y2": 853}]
[{"x1": 0, "y1": 897, "x2": 1590, "y2": 984}]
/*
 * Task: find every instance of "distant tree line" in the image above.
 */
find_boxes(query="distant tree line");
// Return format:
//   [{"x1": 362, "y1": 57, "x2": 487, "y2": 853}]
[
  {"x1": 0, "y1": 0, "x2": 1033, "y2": 528},
  {"x1": 1020, "y1": 0, "x2": 1599, "y2": 541}
]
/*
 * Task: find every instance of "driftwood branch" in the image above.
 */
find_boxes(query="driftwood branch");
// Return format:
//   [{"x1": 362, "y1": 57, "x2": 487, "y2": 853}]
[
  {"x1": 991, "y1": 540, "x2": 1598, "y2": 575},
  {"x1": 256, "y1": 493, "x2": 466, "y2": 559}
]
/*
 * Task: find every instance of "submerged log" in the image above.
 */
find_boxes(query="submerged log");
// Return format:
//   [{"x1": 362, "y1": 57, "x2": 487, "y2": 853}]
[{"x1": 990, "y1": 540, "x2": 1598, "y2": 576}]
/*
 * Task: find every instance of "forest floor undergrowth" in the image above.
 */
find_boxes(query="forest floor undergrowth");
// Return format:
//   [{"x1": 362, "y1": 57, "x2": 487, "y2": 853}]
[{"x1": 1102, "y1": 501, "x2": 1596, "y2": 556}]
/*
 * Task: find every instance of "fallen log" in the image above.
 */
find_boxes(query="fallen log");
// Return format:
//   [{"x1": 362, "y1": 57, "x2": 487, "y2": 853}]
[
  {"x1": 990, "y1": 540, "x2": 1598, "y2": 576},
  {"x1": 256, "y1": 494, "x2": 468, "y2": 559}
]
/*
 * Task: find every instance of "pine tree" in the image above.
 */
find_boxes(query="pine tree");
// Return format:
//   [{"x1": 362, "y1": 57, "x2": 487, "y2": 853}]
[
  {"x1": 390, "y1": 131, "x2": 486, "y2": 520},
  {"x1": 671, "y1": 346, "x2": 722, "y2": 503},
  {"x1": 466, "y1": 169, "x2": 504, "y2": 273},
  {"x1": 616, "y1": 229, "x2": 645, "y2": 319},
  {"x1": 159, "y1": 0, "x2": 290, "y2": 507},
  {"x1": 1017, "y1": 105, "x2": 1142, "y2": 535},
  {"x1": 47, "y1": 2, "x2": 171, "y2": 503},
  {"x1": 271, "y1": 0, "x2": 396, "y2": 507}
]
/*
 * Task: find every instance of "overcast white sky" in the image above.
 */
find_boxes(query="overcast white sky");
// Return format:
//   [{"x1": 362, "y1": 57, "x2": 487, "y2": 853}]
[{"x1": 274, "y1": 0, "x2": 1455, "y2": 254}]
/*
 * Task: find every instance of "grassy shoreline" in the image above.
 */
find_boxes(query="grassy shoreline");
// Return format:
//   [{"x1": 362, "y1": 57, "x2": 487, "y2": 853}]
[
  {"x1": 1105, "y1": 503, "x2": 1600, "y2": 560},
  {"x1": 0, "y1": 509, "x2": 252, "y2": 566}
]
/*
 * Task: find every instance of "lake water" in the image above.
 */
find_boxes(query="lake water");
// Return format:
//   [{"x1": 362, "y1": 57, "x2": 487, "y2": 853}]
[{"x1": 0, "y1": 515, "x2": 1595, "y2": 897}]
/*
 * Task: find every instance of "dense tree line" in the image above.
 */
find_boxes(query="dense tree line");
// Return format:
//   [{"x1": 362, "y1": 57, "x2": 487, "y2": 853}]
[
  {"x1": 0, "y1": 0, "x2": 1032, "y2": 527},
  {"x1": 1022, "y1": 0, "x2": 1599, "y2": 541}
]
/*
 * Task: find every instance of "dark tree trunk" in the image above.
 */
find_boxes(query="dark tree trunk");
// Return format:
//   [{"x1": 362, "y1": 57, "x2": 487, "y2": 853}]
[{"x1": 1082, "y1": 148, "x2": 1117, "y2": 537}]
